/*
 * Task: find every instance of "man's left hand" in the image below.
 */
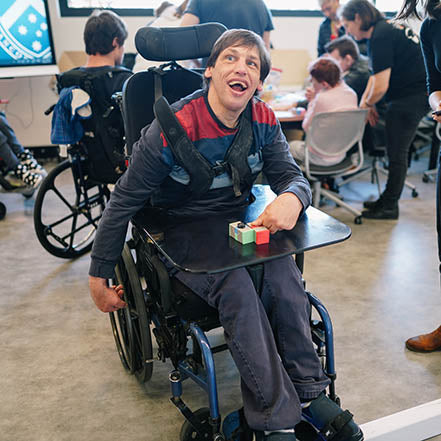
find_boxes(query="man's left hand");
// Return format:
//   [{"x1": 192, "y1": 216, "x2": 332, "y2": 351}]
[{"x1": 250, "y1": 192, "x2": 303, "y2": 234}]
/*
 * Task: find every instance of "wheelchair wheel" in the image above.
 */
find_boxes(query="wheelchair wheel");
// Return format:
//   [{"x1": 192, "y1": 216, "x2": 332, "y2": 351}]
[
  {"x1": 33, "y1": 160, "x2": 109, "y2": 258},
  {"x1": 180, "y1": 408, "x2": 213, "y2": 441},
  {"x1": 110, "y1": 244, "x2": 153, "y2": 384}
]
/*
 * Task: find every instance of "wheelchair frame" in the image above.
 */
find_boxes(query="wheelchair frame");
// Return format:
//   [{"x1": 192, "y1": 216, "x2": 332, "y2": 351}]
[
  {"x1": 33, "y1": 142, "x2": 110, "y2": 258},
  {"x1": 110, "y1": 224, "x2": 339, "y2": 441},
  {"x1": 105, "y1": 24, "x2": 346, "y2": 440}
]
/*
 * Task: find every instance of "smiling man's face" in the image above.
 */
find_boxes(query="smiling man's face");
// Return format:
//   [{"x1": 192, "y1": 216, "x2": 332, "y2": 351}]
[{"x1": 204, "y1": 44, "x2": 263, "y2": 127}]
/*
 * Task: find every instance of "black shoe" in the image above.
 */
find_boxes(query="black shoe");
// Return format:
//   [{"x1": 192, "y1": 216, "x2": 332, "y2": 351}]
[
  {"x1": 363, "y1": 198, "x2": 382, "y2": 209},
  {"x1": 362, "y1": 205, "x2": 398, "y2": 220},
  {"x1": 302, "y1": 393, "x2": 363, "y2": 441}
]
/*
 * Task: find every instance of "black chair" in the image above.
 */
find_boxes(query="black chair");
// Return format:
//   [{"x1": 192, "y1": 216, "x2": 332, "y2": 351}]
[{"x1": 110, "y1": 24, "x2": 352, "y2": 441}]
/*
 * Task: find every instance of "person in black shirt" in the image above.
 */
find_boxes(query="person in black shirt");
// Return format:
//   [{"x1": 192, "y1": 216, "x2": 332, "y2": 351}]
[
  {"x1": 396, "y1": 0, "x2": 441, "y2": 352},
  {"x1": 340, "y1": 0, "x2": 428, "y2": 220}
]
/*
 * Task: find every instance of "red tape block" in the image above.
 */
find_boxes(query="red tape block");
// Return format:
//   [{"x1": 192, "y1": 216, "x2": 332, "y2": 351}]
[{"x1": 251, "y1": 226, "x2": 270, "y2": 244}]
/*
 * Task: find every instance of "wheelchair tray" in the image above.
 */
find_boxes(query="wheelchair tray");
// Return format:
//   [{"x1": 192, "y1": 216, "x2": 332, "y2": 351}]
[{"x1": 132, "y1": 185, "x2": 351, "y2": 274}]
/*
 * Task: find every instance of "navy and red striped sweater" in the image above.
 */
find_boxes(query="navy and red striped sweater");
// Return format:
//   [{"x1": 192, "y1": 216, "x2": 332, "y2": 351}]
[{"x1": 90, "y1": 89, "x2": 311, "y2": 278}]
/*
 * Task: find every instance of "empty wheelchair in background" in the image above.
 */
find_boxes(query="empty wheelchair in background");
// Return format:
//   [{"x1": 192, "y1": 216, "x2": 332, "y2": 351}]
[
  {"x1": 108, "y1": 24, "x2": 351, "y2": 441},
  {"x1": 33, "y1": 67, "x2": 130, "y2": 258}
]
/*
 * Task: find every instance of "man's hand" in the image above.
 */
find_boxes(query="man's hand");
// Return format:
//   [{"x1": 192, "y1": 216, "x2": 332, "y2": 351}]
[
  {"x1": 89, "y1": 276, "x2": 126, "y2": 313},
  {"x1": 366, "y1": 106, "x2": 379, "y2": 127},
  {"x1": 250, "y1": 192, "x2": 303, "y2": 234},
  {"x1": 305, "y1": 86, "x2": 315, "y2": 102}
]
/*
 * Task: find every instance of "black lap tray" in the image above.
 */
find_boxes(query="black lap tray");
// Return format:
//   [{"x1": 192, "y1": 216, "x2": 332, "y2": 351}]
[{"x1": 132, "y1": 185, "x2": 351, "y2": 274}]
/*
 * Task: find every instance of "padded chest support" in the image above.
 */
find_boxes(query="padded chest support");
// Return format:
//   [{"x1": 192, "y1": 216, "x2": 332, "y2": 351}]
[{"x1": 154, "y1": 96, "x2": 254, "y2": 198}]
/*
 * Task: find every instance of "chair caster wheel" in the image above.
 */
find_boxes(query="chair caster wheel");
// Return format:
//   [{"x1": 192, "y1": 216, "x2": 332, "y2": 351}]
[
  {"x1": 180, "y1": 408, "x2": 213, "y2": 441},
  {"x1": 354, "y1": 216, "x2": 362, "y2": 225},
  {"x1": 0, "y1": 202, "x2": 6, "y2": 220},
  {"x1": 422, "y1": 175, "x2": 429, "y2": 183},
  {"x1": 412, "y1": 189, "x2": 418, "y2": 198}
]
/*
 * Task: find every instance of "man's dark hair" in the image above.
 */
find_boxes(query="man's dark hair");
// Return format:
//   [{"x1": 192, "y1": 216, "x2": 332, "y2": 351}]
[
  {"x1": 203, "y1": 29, "x2": 271, "y2": 91},
  {"x1": 309, "y1": 57, "x2": 341, "y2": 88},
  {"x1": 340, "y1": 0, "x2": 384, "y2": 31},
  {"x1": 84, "y1": 10, "x2": 128, "y2": 56},
  {"x1": 325, "y1": 35, "x2": 360, "y2": 61}
]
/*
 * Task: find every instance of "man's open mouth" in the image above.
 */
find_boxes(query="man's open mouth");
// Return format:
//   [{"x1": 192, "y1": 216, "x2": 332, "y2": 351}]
[{"x1": 229, "y1": 81, "x2": 248, "y2": 92}]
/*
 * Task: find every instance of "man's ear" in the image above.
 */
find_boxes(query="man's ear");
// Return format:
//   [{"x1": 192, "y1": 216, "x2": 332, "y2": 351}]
[
  {"x1": 204, "y1": 66, "x2": 212, "y2": 79},
  {"x1": 256, "y1": 80, "x2": 263, "y2": 93},
  {"x1": 112, "y1": 37, "x2": 119, "y2": 49}
]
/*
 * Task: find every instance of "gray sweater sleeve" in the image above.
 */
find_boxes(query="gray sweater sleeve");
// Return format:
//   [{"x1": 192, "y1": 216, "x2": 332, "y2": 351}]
[{"x1": 89, "y1": 121, "x2": 172, "y2": 279}]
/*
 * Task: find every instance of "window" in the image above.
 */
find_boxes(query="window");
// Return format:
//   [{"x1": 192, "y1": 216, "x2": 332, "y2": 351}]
[{"x1": 59, "y1": 0, "x2": 404, "y2": 17}]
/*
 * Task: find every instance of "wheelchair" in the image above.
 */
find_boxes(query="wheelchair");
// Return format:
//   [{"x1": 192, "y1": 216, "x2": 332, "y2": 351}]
[
  {"x1": 0, "y1": 157, "x2": 36, "y2": 220},
  {"x1": 33, "y1": 142, "x2": 110, "y2": 258},
  {"x1": 106, "y1": 25, "x2": 352, "y2": 441},
  {"x1": 32, "y1": 65, "x2": 130, "y2": 258}
]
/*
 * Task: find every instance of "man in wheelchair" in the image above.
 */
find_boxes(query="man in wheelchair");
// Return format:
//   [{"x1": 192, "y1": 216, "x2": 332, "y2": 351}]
[{"x1": 88, "y1": 29, "x2": 363, "y2": 441}]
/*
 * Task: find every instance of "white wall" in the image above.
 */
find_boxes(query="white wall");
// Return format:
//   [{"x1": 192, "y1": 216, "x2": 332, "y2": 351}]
[{"x1": 0, "y1": 0, "x2": 323, "y2": 147}]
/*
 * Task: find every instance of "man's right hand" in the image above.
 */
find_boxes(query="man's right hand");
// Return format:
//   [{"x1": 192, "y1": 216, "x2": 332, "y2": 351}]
[{"x1": 89, "y1": 276, "x2": 126, "y2": 313}]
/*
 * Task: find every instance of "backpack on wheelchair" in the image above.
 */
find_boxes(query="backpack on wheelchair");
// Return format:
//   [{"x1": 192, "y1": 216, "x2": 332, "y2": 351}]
[
  {"x1": 104, "y1": 24, "x2": 358, "y2": 441},
  {"x1": 33, "y1": 66, "x2": 130, "y2": 258}
]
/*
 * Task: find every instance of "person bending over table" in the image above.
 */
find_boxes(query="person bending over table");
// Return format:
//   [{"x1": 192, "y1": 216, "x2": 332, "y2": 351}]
[
  {"x1": 340, "y1": 0, "x2": 428, "y2": 220},
  {"x1": 88, "y1": 29, "x2": 363, "y2": 441},
  {"x1": 397, "y1": 0, "x2": 441, "y2": 352},
  {"x1": 289, "y1": 57, "x2": 358, "y2": 166}
]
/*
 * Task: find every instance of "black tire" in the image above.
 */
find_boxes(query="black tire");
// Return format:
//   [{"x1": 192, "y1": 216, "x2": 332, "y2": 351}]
[
  {"x1": 33, "y1": 160, "x2": 108, "y2": 258},
  {"x1": 354, "y1": 216, "x2": 362, "y2": 225},
  {"x1": 0, "y1": 202, "x2": 6, "y2": 220},
  {"x1": 110, "y1": 244, "x2": 153, "y2": 384},
  {"x1": 180, "y1": 408, "x2": 213, "y2": 441}
]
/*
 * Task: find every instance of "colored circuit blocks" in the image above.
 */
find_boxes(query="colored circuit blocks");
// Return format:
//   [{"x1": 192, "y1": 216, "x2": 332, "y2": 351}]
[{"x1": 229, "y1": 221, "x2": 270, "y2": 245}]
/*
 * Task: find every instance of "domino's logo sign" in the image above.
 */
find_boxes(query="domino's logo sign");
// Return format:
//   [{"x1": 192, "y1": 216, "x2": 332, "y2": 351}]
[{"x1": 0, "y1": 0, "x2": 53, "y2": 65}]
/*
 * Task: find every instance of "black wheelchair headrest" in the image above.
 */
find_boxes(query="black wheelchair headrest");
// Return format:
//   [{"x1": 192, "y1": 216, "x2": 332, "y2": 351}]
[{"x1": 135, "y1": 23, "x2": 227, "y2": 62}]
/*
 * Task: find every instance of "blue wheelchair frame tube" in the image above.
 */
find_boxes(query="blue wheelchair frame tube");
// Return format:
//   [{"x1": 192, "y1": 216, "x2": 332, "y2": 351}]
[
  {"x1": 177, "y1": 322, "x2": 220, "y2": 420},
  {"x1": 306, "y1": 292, "x2": 335, "y2": 376}
]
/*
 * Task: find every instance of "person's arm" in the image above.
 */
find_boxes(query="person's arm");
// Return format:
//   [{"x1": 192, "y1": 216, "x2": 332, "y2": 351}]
[
  {"x1": 360, "y1": 69, "x2": 390, "y2": 107},
  {"x1": 180, "y1": 12, "x2": 200, "y2": 26},
  {"x1": 89, "y1": 121, "x2": 172, "y2": 312},
  {"x1": 262, "y1": 31, "x2": 271, "y2": 51},
  {"x1": 420, "y1": 20, "x2": 441, "y2": 121}
]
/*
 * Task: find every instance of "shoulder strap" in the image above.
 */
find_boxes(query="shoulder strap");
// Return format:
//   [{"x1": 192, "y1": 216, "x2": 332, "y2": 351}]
[
  {"x1": 154, "y1": 96, "x2": 215, "y2": 197},
  {"x1": 224, "y1": 103, "x2": 253, "y2": 197},
  {"x1": 154, "y1": 96, "x2": 254, "y2": 198}
]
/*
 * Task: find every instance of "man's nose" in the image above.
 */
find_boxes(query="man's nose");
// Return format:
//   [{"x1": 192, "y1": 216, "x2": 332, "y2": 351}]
[{"x1": 234, "y1": 58, "x2": 247, "y2": 74}]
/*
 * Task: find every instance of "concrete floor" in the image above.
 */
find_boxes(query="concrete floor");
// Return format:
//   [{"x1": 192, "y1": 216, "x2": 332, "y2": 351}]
[{"x1": 1, "y1": 155, "x2": 441, "y2": 441}]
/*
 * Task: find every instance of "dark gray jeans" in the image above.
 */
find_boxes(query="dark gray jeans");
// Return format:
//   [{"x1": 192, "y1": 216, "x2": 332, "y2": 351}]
[
  {"x1": 175, "y1": 256, "x2": 330, "y2": 431},
  {"x1": 382, "y1": 93, "x2": 429, "y2": 206},
  {"x1": 0, "y1": 111, "x2": 25, "y2": 170}
]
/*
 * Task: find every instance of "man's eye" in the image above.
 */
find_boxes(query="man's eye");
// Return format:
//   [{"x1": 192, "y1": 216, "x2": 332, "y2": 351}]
[
  {"x1": 248, "y1": 61, "x2": 257, "y2": 67},
  {"x1": 226, "y1": 55, "x2": 234, "y2": 61}
]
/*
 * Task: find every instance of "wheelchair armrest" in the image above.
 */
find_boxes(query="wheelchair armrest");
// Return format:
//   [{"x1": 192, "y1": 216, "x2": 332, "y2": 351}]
[{"x1": 150, "y1": 254, "x2": 174, "y2": 314}]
